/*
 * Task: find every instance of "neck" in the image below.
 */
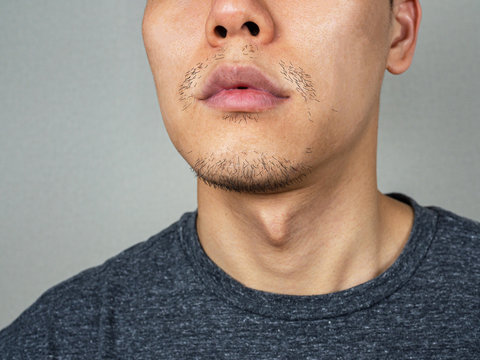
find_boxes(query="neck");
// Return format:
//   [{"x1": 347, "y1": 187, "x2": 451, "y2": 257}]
[{"x1": 197, "y1": 187, "x2": 412, "y2": 296}]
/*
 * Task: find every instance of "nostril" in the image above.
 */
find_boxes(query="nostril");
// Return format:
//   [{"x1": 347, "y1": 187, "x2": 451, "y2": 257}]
[
  {"x1": 214, "y1": 25, "x2": 227, "y2": 38},
  {"x1": 244, "y1": 21, "x2": 260, "y2": 36}
]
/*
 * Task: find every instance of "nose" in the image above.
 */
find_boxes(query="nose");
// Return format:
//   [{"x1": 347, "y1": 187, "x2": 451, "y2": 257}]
[{"x1": 205, "y1": 0, "x2": 275, "y2": 47}]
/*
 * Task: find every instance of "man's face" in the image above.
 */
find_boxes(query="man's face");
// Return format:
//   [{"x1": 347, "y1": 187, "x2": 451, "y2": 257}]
[{"x1": 143, "y1": 0, "x2": 392, "y2": 193}]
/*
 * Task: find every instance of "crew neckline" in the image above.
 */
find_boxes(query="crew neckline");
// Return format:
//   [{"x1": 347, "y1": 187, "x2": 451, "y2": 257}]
[{"x1": 177, "y1": 193, "x2": 439, "y2": 321}]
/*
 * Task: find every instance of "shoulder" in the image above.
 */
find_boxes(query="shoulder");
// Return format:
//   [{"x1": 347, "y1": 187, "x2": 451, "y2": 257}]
[
  {"x1": 0, "y1": 213, "x2": 192, "y2": 358},
  {"x1": 428, "y1": 205, "x2": 480, "y2": 255},
  {"x1": 422, "y1": 205, "x2": 480, "y2": 284}
]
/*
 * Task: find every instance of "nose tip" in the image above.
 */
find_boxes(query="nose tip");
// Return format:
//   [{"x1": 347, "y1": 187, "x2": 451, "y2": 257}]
[{"x1": 205, "y1": 0, "x2": 275, "y2": 47}]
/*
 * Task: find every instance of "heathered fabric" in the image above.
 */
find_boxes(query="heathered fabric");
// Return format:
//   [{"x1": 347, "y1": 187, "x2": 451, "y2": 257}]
[{"x1": 1, "y1": 193, "x2": 479, "y2": 359}]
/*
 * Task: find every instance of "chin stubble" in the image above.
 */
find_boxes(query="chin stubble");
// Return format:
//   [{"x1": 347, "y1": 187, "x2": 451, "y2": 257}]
[{"x1": 191, "y1": 152, "x2": 313, "y2": 193}]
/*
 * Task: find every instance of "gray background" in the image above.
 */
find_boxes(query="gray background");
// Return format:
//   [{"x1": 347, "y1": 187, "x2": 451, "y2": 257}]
[{"x1": 0, "y1": 0, "x2": 478, "y2": 329}]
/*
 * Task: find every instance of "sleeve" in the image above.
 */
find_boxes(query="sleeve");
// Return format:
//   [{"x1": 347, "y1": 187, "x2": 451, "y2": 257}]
[
  {"x1": 0, "y1": 268, "x2": 104, "y2": 359},
  {"x1": 0, "y1": 297, "x2": 52, "y2": 359}
]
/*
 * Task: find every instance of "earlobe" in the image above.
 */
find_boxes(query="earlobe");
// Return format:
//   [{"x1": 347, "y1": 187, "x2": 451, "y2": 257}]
[{"x1": 386, "y1": 0, "x2": 422, "y2": 75}]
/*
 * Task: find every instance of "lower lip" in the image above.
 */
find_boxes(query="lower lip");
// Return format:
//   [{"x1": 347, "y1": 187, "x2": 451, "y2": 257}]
[{"x1": 204, "y1": 89, "x2": 288, "y2": 112}]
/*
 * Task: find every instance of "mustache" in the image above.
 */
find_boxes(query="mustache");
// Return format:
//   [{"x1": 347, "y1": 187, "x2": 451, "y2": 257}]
[
  {"x1": 178, "y1": 48, "x2": 228, "y2": 112},
  {"x1": 177, "y1": 48, "x2": 320, "y2": 112}
]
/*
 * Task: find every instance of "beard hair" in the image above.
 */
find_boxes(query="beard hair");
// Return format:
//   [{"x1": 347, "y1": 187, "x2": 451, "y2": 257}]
[{"x1": 191, "y1": 152, "x2": 312, "y2": 193}]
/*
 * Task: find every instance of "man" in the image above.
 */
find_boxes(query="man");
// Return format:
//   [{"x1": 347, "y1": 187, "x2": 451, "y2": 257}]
[{"x1": 1, "y1": 0, "x2": 479, "y2": 358}]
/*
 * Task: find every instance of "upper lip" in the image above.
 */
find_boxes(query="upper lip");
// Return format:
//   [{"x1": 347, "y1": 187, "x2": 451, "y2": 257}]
[{"x1": 197, "y1": 64, "x2": 290, "y2": 100}]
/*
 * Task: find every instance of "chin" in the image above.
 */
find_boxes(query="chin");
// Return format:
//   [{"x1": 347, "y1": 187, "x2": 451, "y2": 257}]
[{"x1": 190, "y1": 151, "x2": 313, "y2": 194}]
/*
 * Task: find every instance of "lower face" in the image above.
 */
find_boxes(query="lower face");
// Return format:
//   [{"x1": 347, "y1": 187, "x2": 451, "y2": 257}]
[{"x1": 143, "y1": 0, "x2": 391, "y2": 193}]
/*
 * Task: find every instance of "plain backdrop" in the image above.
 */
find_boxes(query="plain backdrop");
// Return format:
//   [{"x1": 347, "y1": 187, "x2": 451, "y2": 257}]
[{"x1": 0, "y1": 1, "x2": 479, "y2": 329}]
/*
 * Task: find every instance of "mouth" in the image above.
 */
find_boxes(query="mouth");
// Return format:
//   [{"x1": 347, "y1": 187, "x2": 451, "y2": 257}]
[{"x1": 198, "y1": 65, "x2": 290, "y2": 112}]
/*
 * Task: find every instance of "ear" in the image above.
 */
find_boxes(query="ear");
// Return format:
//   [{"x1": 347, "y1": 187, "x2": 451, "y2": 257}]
[{"x1": 386, "y1": 0, "x2": 422, "y2": 75}]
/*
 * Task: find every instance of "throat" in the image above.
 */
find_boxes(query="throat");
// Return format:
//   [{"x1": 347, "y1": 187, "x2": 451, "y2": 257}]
[
  {"x1": 196, "y1": 182, "x2": 406, "y2": 296},
  {"x1": 250, "y1": 211, "x2": 298, "y2": 249}
]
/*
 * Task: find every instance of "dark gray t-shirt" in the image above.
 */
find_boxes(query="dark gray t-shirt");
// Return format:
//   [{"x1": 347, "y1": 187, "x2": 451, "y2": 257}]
[{"x1": 1, "y1": 193, "x2": 479, "y2": 359}]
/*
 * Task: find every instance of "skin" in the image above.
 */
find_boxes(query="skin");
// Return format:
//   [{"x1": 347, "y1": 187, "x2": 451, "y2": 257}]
[{"x1": 143, "y1": 0, "x2": 422, "y2": 295}]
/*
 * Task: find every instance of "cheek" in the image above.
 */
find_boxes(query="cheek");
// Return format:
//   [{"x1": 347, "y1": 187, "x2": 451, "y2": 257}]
[
  {"x1": 300, "y1": 9, "x2": 387, "y2": 115},
  {"x1": 143, "y1": 4, "x2": 207, "y2": 109},
  {"x1": 278, "y1": 8, "x2": 389, "y2": 158}
]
